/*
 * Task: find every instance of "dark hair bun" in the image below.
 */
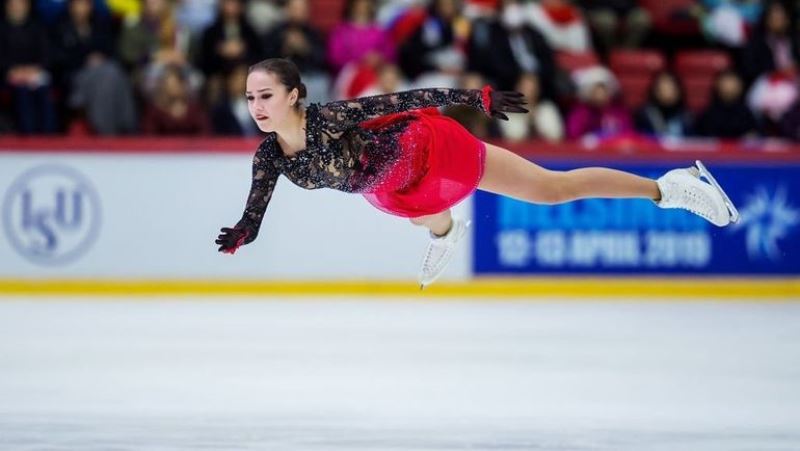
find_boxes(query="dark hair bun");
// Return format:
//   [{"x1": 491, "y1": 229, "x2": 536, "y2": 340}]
[{"x1": 249, "y1": 58, "x2": 307, "y2": 105}]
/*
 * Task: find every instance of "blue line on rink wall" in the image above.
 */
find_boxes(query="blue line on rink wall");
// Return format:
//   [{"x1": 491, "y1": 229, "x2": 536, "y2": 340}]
[{"x1": 473, "y1": 163, "x2": 800, "y2": 275}]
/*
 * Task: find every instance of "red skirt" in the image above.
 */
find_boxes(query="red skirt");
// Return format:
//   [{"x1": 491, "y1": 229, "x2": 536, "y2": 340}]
[{"x1": 358, "y1": 108, "x2": 486, "y2": 218}]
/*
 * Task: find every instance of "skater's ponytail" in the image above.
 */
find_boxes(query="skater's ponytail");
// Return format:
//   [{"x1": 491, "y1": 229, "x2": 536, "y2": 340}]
[{"x1": 249, "y1": 58, "x2": 307, "y2": 109}]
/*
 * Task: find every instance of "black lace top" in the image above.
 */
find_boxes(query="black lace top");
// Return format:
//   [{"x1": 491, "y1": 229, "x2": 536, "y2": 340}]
[{"x1": 236, "y1": 87, "x2": 488, "y2": 238}]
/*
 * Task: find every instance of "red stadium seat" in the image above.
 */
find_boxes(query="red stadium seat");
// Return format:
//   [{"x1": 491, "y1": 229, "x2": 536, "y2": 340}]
[
  {"x1": 609, "y1": 50, "x2": 666, "y2": 110},
  {"x1": 617, "y1": 74, "x2": 653, "y2": 110},
  {"x1": 639, "y1": 0, "x2": 700, "y2": 36},
  {"x1": 609, "y1": 50, "x2": 666, "y2": 76},
  {"x1": 674, "y1": 50, "x2": 732, "y2": 113},
  {"x1": 683, "y1": 77, "x2": 717, "y2": 113},
  {"x1": 674, "y1": 50, "x2": 732, "y2": 77},
  {"x1": 309, "y1": 0, "x2": 346, "y2": 35},
  {"x1": 556, "y1": 51, "x2": 600, "y2": 73}
]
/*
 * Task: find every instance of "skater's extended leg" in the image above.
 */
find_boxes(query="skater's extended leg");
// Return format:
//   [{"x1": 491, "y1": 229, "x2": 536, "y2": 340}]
[
  {"x1": 478, "y1": 141, "x2": 661, "y2": 203},
  {"x1": 478, "y1": 141, "x2": 735, "y2": 226}
]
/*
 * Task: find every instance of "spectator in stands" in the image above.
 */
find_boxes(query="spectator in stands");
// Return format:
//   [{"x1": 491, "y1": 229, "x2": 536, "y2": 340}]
[
  {"x1": 141, "y1": 63, "x2": 210, "y2": 135},
  {"x1": 747, "y1": 69, "x2": 798, "y2": 135},
  {"x1": 358, "y1": 62, "x2": 411, "y2": 96},
  {"x1": 0, "y1": 110, "x2": 12, "y2": 133},
  {"x1": 106, "y1": 0, "x2": 139, "y2": 22},
  {"x1": 199, "y1": 0, "x2": 262, "y2": 77},
  {"x1": 0, "y1": 0, "x2": 57, "y2": 134},
  {"x1": 119, "y1": 0, "x2": 184, "y2": 69},
  {"x1": 523, "y1": 0, "x2": 592, "y2": 52},
  {"x1": 263, "y1": 0, "x2": 328, "y2": 102},
  {"x1": 635, "y1": 71, "x2": 693, "y2": 139},
  {"x1": 694, "y1": 69, "x2": 758, "y2": 138},
  {"x1": 198, "y1": 0, "x2": 262, "y2": 104},
  {"x1": 463, "y1": 0, "x2": 499, "y2": 18},
  {"x1": 577, "y1": 0, "x2": 650, "y2": 51},
  {"x1": 246, "y1": 0, "x2": 284, "y2": 38},
  {"x1": 740, "y1": 0, "x2": 799, "y2": 84},
  {"x1": 376, "y1": 0, "x2": 427, "y2": 27},
  {"x1": 566, "y1": 65, "x2": 632, "y2": 139},
  {"x1": 118, "y1": 0, "x2": 199, "y2": 98},
  {"x1": 51, "y1": 0, "x2": 136, "y2": 135},
  {"x1": 211, "y1": 64, "x2": 260, "y2": 136},
  {"x1": 700, "y1": 0, "x2": 762, "y2": 48},
  {"x1": 779, "y1": 96, "x2": 800, "y2": 141},
  {"x1": 469, "y1": 0, "x2": 557, "y2": 98},
  {"x1": 327, "y1": 0, "x2": 396, "y2": 76},
  {"x1": 496, "y1": 72, "x2": 564, "y2": 141},
  {"x1": 175, "y1": 0, "x2": 216, "y2": 37},
  {"x1": 398, "y1": 0, "x2": 469, "y2": 84},
  {"x1": 36, "y1": 0, "x2": 109, "y2": 25}
]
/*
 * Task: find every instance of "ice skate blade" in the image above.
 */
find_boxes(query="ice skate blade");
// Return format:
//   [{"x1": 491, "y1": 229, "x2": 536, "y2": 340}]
[{"x1": 695, "y1": 160, "x2": 740, "y2": 224}]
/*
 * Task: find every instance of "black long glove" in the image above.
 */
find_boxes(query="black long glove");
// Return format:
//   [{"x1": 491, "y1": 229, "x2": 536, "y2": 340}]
[
  {"x1": 216, "y1": 219, "x2": 257, "y2": 254},
  {"x1": 481, "y1": 85, "x2": 529, "y2": 120}
]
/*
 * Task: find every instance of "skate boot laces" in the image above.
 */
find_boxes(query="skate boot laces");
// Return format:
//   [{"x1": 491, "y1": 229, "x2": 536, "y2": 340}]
[{"x1": 419, "y1": 218, "x2": 469, "y2": 288}]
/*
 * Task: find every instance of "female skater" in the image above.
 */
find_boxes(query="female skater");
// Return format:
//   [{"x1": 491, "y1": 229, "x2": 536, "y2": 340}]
[{"x1": 216, "y1": 58, "x2": 738, "y2": 287}]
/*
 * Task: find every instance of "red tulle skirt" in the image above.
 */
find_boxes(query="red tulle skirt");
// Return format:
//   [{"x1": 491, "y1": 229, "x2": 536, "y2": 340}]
[{"x1": 358, "y1": 108, "x2": 486, "y2": 218}]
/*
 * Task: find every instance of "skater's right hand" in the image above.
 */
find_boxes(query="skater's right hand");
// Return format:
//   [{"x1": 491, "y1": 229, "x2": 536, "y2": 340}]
[
  {"x1": 489, "y1": 90, "x2": 529, "y2": 120},
  {"x1": 481, "y1": 85, "x2": 529, "y2": 120},
  {"x1": 216, "y1": 221, "x2": 256, "y2": 254}
]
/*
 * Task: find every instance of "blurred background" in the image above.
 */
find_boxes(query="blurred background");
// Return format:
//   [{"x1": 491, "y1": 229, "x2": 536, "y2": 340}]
[{"x1": 0, "y1": 0, "x2": 799, "y2": 449}]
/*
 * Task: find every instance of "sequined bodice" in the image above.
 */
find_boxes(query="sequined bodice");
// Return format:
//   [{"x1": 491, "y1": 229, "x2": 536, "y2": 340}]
[{"x1": 237, "y1": 88, "x2": 487, "y2": 234}]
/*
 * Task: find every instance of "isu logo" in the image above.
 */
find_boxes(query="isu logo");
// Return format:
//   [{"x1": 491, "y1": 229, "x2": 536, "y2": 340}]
[{"x1": 2, "y1": 165, "x2": 101, "y2": 266}]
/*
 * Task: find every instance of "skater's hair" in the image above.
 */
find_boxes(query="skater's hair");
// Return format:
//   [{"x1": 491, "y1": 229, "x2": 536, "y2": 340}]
[{"x1": 248, "y1": 58, "x2": 307, "y2": 109}]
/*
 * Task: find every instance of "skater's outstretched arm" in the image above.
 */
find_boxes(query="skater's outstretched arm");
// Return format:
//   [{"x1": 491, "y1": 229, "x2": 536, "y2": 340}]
[
  {"x1": 317, "y1": 87, "x2": 528, "y2": 131},
  {"x1": 217, "y1": 138, "x2": 281, "y2": 254}
]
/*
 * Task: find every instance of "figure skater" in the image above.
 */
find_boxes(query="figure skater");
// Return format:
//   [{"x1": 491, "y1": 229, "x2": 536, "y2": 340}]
[{"x1": 216, "y1": 58, "x2": 738, "y2": 287}]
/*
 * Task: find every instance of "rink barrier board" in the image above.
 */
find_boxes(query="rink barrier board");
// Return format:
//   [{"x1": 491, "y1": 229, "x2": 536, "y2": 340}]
[
  {"x1": 474, "y1": 163, "x2": 800, "y2": 275},
  {"x1": 0, "y1": 278, "x2": 797, "y2": 299},
  {"x1": 2, "y1": 138, "x2": 798, "y2": 285}
]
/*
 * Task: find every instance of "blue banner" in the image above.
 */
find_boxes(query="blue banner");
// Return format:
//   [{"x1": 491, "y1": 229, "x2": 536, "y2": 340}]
[{"x1": 474, "y1": 163, "x2": 800, "y2": 275}]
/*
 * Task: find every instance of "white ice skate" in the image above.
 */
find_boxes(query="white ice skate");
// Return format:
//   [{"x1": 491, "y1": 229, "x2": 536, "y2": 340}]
[
  {"x1": 418, "y1": 217, "x2": 470, "y2": 289},
  {"x1": 655, "y1": 160, "x2": 739, "y2": 227}
]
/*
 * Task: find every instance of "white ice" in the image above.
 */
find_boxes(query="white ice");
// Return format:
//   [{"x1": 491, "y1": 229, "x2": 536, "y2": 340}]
[{"x1": 0, "y1": 297, "x2": 798, "y2": 450}]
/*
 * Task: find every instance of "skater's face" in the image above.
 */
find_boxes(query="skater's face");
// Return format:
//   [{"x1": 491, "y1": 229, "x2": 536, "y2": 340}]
[{"x1": 246, "y1": 70, "x2": 299, "y2": 132}]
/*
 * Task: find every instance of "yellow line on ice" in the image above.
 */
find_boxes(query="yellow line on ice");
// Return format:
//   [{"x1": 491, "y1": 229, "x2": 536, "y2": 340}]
[{"x1": 0, "y1": 278, "x2": 798, "y2": 299}]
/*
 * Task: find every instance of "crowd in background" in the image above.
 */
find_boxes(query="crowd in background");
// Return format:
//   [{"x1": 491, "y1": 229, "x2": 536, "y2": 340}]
[{"x1": 0, "y1": 0, "x2": 799, "y2": 143}]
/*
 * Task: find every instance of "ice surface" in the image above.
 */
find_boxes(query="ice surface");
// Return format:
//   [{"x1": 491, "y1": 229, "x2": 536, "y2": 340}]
[{"x1": 0, "y1": 297, "x2": 798, "y2": 450}]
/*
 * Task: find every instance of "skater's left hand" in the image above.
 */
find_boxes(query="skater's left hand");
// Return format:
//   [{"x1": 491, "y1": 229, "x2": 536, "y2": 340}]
[
  {"x1": 482, "y1": 86, "x2": 529, "y2": 120},
  {"x1": 216, "y1": 221, "x2": 256, "y2": 254}
]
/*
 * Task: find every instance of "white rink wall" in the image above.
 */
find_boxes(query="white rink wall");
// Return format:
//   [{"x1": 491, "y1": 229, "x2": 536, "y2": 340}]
[{"x1": 0, "y1": 152, "x2": 472, "y2": 280}]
